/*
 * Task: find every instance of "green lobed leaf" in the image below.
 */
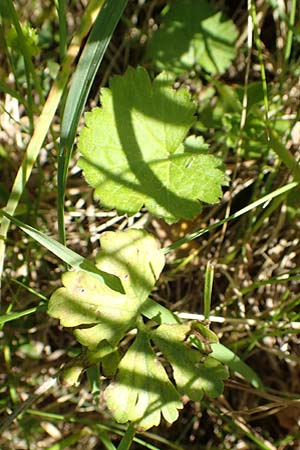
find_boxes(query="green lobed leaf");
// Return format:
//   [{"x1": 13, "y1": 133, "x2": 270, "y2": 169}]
[
  {"x1": 147, "y1": 0, "x2": 238, "y2": 75},
  {"x1": 78, "y1": 66, "x2": 228, "y2": 223},
  {"x1": 105, "y1": 321, "x2": 227, "y2": 430},
  {"x1": 152, "y1": 323, "x2": 228, "y2": 401},
  {"x1": 105, "y1": 329, "x2": 182, "y2": 430},
  {"x1": 48, "y1": 229, "x2": 165, "y2": 348},
  {"x1": 47, "y1": 228, "x2": 229, "y2": 430}
]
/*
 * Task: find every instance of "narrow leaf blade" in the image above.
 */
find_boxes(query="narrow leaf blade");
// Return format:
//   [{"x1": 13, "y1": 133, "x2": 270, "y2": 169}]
[
  {"x1": 0, "y1": 211, "x2": 123, "y2": 293},
  {"x1": 57, "y1": 0, "x2": 129, "y2": 243},
  {"x1": 211, "y1": 343, "x2": 264, "y2": 390}
]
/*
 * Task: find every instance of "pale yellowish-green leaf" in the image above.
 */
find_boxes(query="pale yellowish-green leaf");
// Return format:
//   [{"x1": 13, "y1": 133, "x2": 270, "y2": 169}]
[
  {"x1": 48, "y1": 229, "x2": 165, "y2": 348},
  {"x1": 105, "y1": 329, "x2": 182, "y2": 430},
  {"x1": 152, "y1": 323, "x2": 228, "y2": 401}
]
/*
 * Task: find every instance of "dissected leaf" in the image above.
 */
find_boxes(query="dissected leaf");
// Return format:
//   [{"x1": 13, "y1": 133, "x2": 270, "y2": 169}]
[
  {"x1": 105, "y1": 329, "x2": 182, "y2": 430},
  {"x1": 147, "y1": 0, "x2": 238, "y2": 75},
  {"x1": 152, "y1": 323, "x2": 228, "y2": 401},
  {"x1": 48, "y1": 229, "x2": 229, "y2": 430},
  {"x1": 48, "y1": 229, "x2": 165, "y2": 348},
  {"x1": 106, "y1": 321, "x2": 227, "y2": 429},
  {"x1": 78, "y1": 66, "x2": 228, "y2": 223}
]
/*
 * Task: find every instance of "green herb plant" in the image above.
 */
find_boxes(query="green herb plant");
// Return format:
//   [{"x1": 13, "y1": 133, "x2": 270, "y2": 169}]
[
  {"x1": 48, "y1": 66, "x2": 229, "y2": 431},
  {"x1": 1, "y1": 0, "x2": 299, "y2": 448}
]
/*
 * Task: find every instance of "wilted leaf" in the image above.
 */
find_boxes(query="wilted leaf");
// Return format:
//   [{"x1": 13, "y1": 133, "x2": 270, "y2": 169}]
[
  {"x1": 48, "y1": 229, "x2": 165, "y2": 348},
  {"x1": 78, "y1": 66, "x2": 228, "y2": 223},
  {"x1": 147, "y1": 0, "x2": 238, "y2": 75},
  {"x1": 105, "y1": 329, "x2": 182, "y2": 430}
]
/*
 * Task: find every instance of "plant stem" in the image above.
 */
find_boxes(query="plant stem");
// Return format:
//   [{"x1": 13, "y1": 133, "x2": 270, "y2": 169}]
[
  {"x1": 117, "y1": 423, "x2": 136, "y2": 450},
  {"x1": 204, "y1": 261, "x2": 214, "y2": 320},
  {"x1": 284, "y1": 0, "x2": 296, "y2": 64}
]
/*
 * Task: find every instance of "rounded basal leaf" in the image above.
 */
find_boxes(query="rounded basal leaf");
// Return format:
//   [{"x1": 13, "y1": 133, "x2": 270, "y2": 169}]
[
  {"x1": 147, "y1": 0, "x2": 238, "y2": 75},
  {"x1": 48, "y1": 229, "x2": 165, "y2": 348},
  {"x1": 78, "y1": 66, "x2": 228, "y2": 223}
]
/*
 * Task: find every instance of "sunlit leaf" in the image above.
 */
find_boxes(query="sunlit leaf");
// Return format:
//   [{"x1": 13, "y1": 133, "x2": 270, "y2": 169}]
[
  {"x1": 78, "y1": 67, "x2": 228, "y2": 223},
  {"x1": 47, "y1": 229, "x2": 228, "y2": 430},
  {"x1": 48, "y1": 229, "x2": 165, "y2": 348},
  {"x1": 152, "y1": 323, "x2": 228, "y2": 401},
  {"x1": 105, "y1": 329, "x2": 182, "y2": 430}
]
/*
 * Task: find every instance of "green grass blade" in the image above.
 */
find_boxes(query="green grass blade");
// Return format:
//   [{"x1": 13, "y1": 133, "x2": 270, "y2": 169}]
[
  {"x1": 0, "y1": 1, "x2": 104, "y2": 301},
  {"x1": 218, "y1": 411, "x2": 276, "y2": 450},
  {"x1": 0, "y1": 305, "x2": 46, "y2": 326},
  {"x1": 204, "y1": 261, "x2": 214, "y2": 320},
  {"x1": 0, "y1": 80, "x2": 26, "y2": 104},
  {"x1": 47, "y1": 432, "x2": 87, "y2": 450},
  {"x1": 211, "y1": 343, "x2": 264, "y2": 390},
  {"x1": 56, "y1": 0, "x2": 67, "y2": 61},
  {"x1": 57, "y1": 0, "x2": 129, "y2": 244},
  {"x1": 0, "y1": 211, "x2": 124, "y2": 294},
  {"x1": 269, "y1": 125, "x2": 300, "y2": 182},
  {"x1": 10, "y1": 278, "x2": 48, "y2": 301},
  {"x1": 99, "y1": 433, "x2": 117, "y2": 450},
  {"x1": 279, "y1": 0, "x2": 297, "y2": 114},
  {"x1": 251, "y1": 2, "x2": 300, "y2": 180},
  {"x1": 284, "y1": 0, "x2": 296, "y2": 63},
  {"x1": 251, "y1": 1, "x2": 270, "y2": 136},
  {"x1": 117, "y1": 423, "x2": 136, "y2": 450}
]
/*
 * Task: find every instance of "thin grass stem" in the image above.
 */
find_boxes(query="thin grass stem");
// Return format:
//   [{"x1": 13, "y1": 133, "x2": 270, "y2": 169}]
[
  {"x1": 164, "y1": 181, "x2": 298, "y2": 253},
  {"x1": 57, "y1": 0, "x2": 128, "y2": 244},
  {"x1": 284, "y1": 0, "x2": 296, "y2": 63},
  {"x1": 204, "y1": 261, "x2": 214, "y2": 320}
]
